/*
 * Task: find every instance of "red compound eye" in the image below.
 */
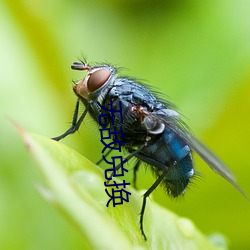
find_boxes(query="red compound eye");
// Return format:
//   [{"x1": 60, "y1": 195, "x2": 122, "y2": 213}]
[{"x1": 87, "y1": 68, "x2": 111, "y2": 92}]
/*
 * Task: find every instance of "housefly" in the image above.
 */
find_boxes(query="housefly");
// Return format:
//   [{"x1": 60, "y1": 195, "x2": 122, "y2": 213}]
[{"x1": 52, "y1": 60, "x2": 246, "y2": 240}]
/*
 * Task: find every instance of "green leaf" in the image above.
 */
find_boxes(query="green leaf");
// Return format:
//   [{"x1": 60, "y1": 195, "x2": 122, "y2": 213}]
[{"x1": 19, "y1": 127, "x2": 227, "y2": 250}]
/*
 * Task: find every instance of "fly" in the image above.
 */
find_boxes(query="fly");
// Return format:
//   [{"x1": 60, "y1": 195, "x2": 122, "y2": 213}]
[{"x1": 52, "y1": 60, "x2": 247, "y2": 240}]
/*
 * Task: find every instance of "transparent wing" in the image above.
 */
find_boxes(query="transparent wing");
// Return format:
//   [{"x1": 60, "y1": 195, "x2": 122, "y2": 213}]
[
  {"x1": 169, "y1": 122, "x2": 247, "y2": 198},
  {"x1": 148, "y1": 110, "x2": 247, "y2": 198}
]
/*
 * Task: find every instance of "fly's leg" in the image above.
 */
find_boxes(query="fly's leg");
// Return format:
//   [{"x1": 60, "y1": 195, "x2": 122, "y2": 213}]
[
  {"x1": 140, "y1": 171, "x2": 167, "y2": 240},
  {"x1": 96, "y1": 148, "x2": 112, "y2": 165},
  {"x1": 52, "y1": 99, "x2": 89, "y2": 141},
  {"x1": 132, "y1": 160, "x2": 141, "y2": 189},
  {"x1": 107, "y1": 143, "x2": 147, "y2": 181}
]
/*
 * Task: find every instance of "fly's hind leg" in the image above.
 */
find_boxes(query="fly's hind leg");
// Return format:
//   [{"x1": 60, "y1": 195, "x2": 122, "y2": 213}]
[{"x1": 140, "y1": 171, "x2": 167, "y2": 240}]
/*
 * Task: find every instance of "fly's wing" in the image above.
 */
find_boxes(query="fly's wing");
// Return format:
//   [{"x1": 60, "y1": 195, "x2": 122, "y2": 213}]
[
  {"x1": 150, "y1": 110, "x2": 247, "y2": 198},
  {"x1": 182, "y1": 131, "x2": 248, "y2": 198}
]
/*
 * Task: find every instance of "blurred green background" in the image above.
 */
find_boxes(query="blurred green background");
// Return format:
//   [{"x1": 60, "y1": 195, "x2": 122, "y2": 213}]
[{"x1": 1, "y1": 0, "x2": 250, "y2": 249}]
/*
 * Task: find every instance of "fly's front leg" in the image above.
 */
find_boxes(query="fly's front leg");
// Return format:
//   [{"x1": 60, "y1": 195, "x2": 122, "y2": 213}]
[
  {"x1": 140, "y1": 171, "x2": 167, "y2": 240},
  {"x1": 52, "y1": 99, "x2": 89, "y2": 141}
]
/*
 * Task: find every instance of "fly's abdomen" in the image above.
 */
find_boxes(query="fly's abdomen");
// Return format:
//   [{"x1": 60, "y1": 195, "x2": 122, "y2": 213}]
[
  {"x1": 137, "y1": 128, "x2": 194, "y2": 197},
  {"x1": 163, "y1": 129, "x2": 194, "y2": 196},
  {"x1": 165, "y1": 153, "x2": 193, "y2": 197}
]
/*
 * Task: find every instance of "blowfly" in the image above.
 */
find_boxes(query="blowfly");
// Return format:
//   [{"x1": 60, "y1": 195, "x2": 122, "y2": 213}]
[{"x1": 52, "y1": 60, "x2": 246, "y2": 240}]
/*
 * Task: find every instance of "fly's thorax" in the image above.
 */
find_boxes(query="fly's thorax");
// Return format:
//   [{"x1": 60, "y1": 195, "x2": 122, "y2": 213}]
[
  {"x1": 140, "y1": 109, "x2": 181, "y2": 135},
  {"x1": 73, "y1": 64, "x2": 117, "y2": 103},
  {"x1": 141, "y1": 116, "x2": 165, "y2": 134}
]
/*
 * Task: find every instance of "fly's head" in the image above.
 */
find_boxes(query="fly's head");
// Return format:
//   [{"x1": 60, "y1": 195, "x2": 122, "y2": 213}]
[{"x1": 72, "y1": 61, "x2": 116, "y2": 101}]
